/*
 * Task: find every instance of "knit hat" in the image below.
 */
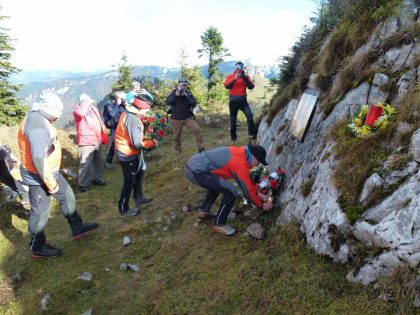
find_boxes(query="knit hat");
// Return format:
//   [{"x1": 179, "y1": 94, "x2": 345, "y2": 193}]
[
  {"x1": 32, "y1": 91, "x2": 64, "y2": 120},
  {"x1": 248, "y1": 144, "x2": 268, "y2": 165},
  {"x1": 178, "y1": 79, "x2": 189, "y2": 84}
]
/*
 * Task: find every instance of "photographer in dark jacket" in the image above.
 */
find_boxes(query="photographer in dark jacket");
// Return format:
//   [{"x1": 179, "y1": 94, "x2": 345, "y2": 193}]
[
  {"x1": 166, "y1": 79, "x2": 205, "y2": 157},
  {"x1": 103, "y1": 92, "x2": 126, "y2": 169}
]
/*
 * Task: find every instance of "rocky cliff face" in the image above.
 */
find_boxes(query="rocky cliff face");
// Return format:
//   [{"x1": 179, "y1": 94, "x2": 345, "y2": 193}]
[{"x1": 258, "y1": 0, "x2": 419, "y2": 284}]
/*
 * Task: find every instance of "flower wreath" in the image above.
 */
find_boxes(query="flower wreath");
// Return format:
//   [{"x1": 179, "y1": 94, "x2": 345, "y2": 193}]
[{"x1": 347, "y1": 102, "x2": 397, "y2": 138}]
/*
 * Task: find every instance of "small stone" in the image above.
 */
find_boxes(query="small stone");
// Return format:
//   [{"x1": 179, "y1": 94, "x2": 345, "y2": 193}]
[
  {"x1": 104, "y1": 268, "x2": 111, "y2": 272},
  {"x1": 182, "y1": 205, "x2": 192, "y2": 212},
  {"x1": 193, "y1": 221, "x2": 200, "y2": 227},
  {"x1": 40, "y1": 294, "x2": 50, "y2": 310},
  {"x1": 77, "y1": 272, "x2": 93, "y2": 281},
  {"x1": 11, "y1": 272, "x2": 22, "y2": 286},
  {"x1": 155, "y1": 217, "x2": 162, "y2": 223},
  {"x1": 163, "y1": 226, "x2": 169, "y2": 231},
  {"x1": 174, "y1": 167, "x2": 180, "y2": 171},
  {"x1": 122, "y1": 236, "x2": 131, "y2": 246},
  {"x1": 170, "y1": 213, "x2": 177, "y2": 220},
  {"x1": 377, "y1": 293, "x2": 392, "y2": 302},
  {"x1": 244, "y1": 210, "x2": 258, "y2": 220},
  {"x1": 413, "y1": 294, "x2": 420, "y2": 308},
  {"x1": 127, "y1": 264, "x2": 140, "y2": 272},
  {"x1": 81, "y1": 308, "x2": 93, "y2": 315},
  {"x1": 246, "y1": 223, "x2": 265, "y2": 240},
  {"x1": 143, "y1": 219, "x2": 149, "y2": 224},
  {"x1": 120, "y1": 263, "x2": 128, "y2": 271}
]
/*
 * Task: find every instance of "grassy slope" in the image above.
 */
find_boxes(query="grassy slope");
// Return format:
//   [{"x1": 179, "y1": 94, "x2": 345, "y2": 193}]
[{"x1": 0, "y1": 113, "x2": 394, "y2": 315}]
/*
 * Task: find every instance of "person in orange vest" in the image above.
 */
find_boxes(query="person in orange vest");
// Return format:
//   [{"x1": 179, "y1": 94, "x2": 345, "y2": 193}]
[
  {"x1": 224, "y1": 61, "x2": 257, "y2": 142},
  {"x1": 18, "y1": 92, "x2": 98, "y2": 258},
  {"x1": 114, "y1": 91, "x2": 158, "y2": 218},
  {"x1": 73, "y1": 93, "x2": 108, "y2": 192},
  {"x1": 185, "y1": 144, "x2": 273, "y2": 237}
]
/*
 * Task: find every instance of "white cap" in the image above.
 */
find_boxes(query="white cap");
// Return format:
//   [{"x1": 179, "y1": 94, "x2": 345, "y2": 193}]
[
  {"x1": 78, "y1": 93, "x2": 92, "y2": 103},
  {"x1": 32, "y1": 91, "x2": 63, "y2": 120},
  {"x1": 115, "y1": 91, "x2": 126, "y2": 99}
]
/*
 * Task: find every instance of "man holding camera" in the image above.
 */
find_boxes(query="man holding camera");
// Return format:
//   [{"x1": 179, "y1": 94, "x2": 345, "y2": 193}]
[
  {"x1": 166, "y1": 79, "x2": 205, "y2": 157},
  {"x1": 224, "y1": 61, "x2": 257, "y2": 142}
]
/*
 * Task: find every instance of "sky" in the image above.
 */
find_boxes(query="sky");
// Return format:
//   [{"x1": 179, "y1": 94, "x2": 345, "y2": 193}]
[{"x1": 2, "y1": 0, "x2": 317, "y2": 72}]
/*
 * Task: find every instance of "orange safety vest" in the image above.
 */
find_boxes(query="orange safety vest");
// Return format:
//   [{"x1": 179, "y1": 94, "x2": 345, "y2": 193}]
[{"x1": 115, "y1": 112, "x2": 141, "y2": 157}]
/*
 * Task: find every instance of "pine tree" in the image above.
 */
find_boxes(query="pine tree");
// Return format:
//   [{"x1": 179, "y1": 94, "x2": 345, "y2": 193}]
[
  {"x1": 0, "y1": 9, "x2": 26, "y2": 126},
  {"x1": 177, "y1": 47, "x2": 206, "y2": 107},
  {"x1": 112, "y1": 53, "x2": 132, "y2": 92},
  {"x1": 197, "y1": 26, "x2": 230, "y2": 103}
]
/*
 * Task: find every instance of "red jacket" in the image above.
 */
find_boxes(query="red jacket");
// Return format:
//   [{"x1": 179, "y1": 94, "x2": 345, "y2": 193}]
[
  {"x1": 73, "y1": 100, "x2": 108, "y2": 146},
  {"x1": 224, "y1": 71, "x2": 255, "y2": 97},
  {"x1": 187, "y1": 146, "x2": 263, "y2": 208}
]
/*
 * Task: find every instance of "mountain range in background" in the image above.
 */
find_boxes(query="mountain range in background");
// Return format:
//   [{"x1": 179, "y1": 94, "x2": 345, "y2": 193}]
[{"x1": 13, "y1": 61, "x2": 278, "y2": 127}]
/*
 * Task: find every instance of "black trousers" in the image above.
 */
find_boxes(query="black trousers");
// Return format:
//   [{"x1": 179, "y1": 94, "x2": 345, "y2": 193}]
[
  {"x1": 106, "y1": 129, "x2": 116, "y2": 163},
  {"x1": 185, "y1": 166, "x2": 237, "y2": 225},
  {"x1": 229, "y1": 98, "x2": 257, "y2": 140},
  {"x1": 118, "y1": 158, "x2": 145, "y2": 212},
  {"x1": 0, "y1": 160, "x2": 17, "y2": 192}
]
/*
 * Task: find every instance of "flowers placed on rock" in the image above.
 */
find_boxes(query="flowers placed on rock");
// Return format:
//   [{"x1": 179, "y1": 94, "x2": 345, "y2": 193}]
[
  {"x1": 347, "y1": 102, "x2": 397, "y2": 138},
  {"x1": 250, "y1": 166, "x2": 285, "y2": 202}
]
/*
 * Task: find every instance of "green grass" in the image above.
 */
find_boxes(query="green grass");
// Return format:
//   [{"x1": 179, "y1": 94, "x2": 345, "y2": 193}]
[{"x1": 0, "y1": 112, "x2": 410, "y2": 314}]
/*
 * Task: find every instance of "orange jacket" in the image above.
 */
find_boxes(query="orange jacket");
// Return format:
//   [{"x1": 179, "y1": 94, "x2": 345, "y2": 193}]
[
  {"x1": 115, "y1": 111, "x2": 155, "y2": 161},
  {"x1": 224, "y1": 71, "x2": 255, "y2": 97},
  {"x1": 18, "y1": 111, "x2": 61, "y2": 191}
]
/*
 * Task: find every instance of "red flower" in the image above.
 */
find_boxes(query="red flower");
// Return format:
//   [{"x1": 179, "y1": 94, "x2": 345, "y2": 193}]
[
  {"x1": 157, "y1": 129, "x2": 165, "y2": 137},
  {"x1": 147, "y1": 126, "x2": 154, "y2": 134},
  {"x1": 270, "y1": 179, "x2": 279, "y2": 190},
  {"x1": 148, "y1": 116, "x2": 155, "y2": 123},
  {"x1": 276, "y1": 168, "x2": 285, "y2": 175},
  {"x1": 160, "y1": 117, "x2": 167, "y2": 124}
]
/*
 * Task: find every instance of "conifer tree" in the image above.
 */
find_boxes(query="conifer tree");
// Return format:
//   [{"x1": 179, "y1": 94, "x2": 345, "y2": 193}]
[
  {"x1": 197, "y1": 26, "x2": 230, "y2": 103},
  {"x1": 112, "y1": 53, "x2": 132, "y2": 92},
  {"x1": 0, "y1": 8, "x2": 26, "y2": 126}
]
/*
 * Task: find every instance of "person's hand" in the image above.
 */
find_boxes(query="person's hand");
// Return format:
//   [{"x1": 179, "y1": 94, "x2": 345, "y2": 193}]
[
  {"x1": 234, "y1": 72, "x2": 240, "y2": 80},
  {"x1": 262, "y1": 201, "x2": 273, "y2": 211},
  {"x1": 153, "y1": 139, "x2": 159, "y2": 147},
  {"x1": 241, "y1": 73, "x2": 247, "y2": 80},
  {"x1": 257, "y1": 192, "x2": 268, "y2": 202},
  {"x1": 49, "y1": 183, "x2": 59, "y2": 194},
  {"x1": 175, "y1": 90, "x2": 181, "y2": 97}
]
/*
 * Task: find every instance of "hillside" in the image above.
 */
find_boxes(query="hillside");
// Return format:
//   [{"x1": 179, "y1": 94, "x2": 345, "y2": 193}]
[{"x1": 0, "y1": 112, "x2": 409, "y2": 314}]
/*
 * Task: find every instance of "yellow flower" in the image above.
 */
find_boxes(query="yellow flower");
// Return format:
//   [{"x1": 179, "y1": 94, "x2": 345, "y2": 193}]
[
  {"x1": 380, "y1": 120, "x2": 389, "y2": 129},
  {"x1": 376, "y1": 101, "x2": 384, "y2": 108},
  {"x1": 355, "y1": 118, "x2": 363, "y2": 127},
  {"x1": 359, "y1": 125, "x2": 371, "y2": 136},
  {"x1": 384, "y1": 104, "x2": 397, "y2": 116}
]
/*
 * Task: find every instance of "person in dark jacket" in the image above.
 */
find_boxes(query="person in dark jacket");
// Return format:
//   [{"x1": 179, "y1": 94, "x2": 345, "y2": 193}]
[
  {"x1": 103, "y1": 92, "x2": 126, "y2": 169},
  {"x1": 0, "y1": 144, "x2": 18, "y2": 193},
  {"x1": 224, "y1": 61, "x2": 257, "y2": 142},
  {"x1": 166, "y1": 79, "x2": 205, "y2": 157},
  {"x1": 185, "y1": 144, "x2": 273, "y2": 237}
]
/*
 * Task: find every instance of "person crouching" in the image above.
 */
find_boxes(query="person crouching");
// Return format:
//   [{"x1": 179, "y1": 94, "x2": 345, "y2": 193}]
[{"x1": 184, "y1": 144, "x2": 273, "y2": 237}]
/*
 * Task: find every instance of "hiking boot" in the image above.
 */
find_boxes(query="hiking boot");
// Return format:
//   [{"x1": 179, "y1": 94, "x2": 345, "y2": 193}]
[
  {"x1": 135, "y1": 196, "x2": 153, "y2": 206},
  {"x1": 79, "y1": 186, "x2": 90, "y2": 193},
  {"x1": 104, "y1": 161, "x2": 114, "y2": 169},
  {"x1": 72, "y1": 222, "x2": 99, "y2": 240},
  {"x1": 198, "y1": 148, "x2": 206, "y2": 153},
  {"x1": 196, "y1": 210, "x2": 215, "y2": 220},
  {"x1": 66, "y1": 211, "x2": 99, "y2": 240},
  {"x1": 212, "y1": 225, "x2": 237, "y2": 237},
  {"x1": 31, "y1": 244, "x2": 62, "y2": 259},
  {"x1": 119, "y1": 208, "x2": 140, "y2": 218},
  {"x1": 92, "y1": 179, "x2": 107, "y2": 186}
]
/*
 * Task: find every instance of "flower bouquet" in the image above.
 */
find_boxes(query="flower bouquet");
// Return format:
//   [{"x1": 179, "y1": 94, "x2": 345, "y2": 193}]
[
  {"x1": 140, "y1": 110, "x2": 169, "y2": 142},
  {"x1": 347, "y1": 102, "x2": 397, "y2": 138},
  {"x1": 250, "y1": 166, "x2": 285, "y2": 203}
]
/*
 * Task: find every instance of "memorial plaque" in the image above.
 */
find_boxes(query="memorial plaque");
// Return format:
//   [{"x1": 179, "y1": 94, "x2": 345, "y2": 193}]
[{"x1": 289, "y1": 87, "x2": 320, "y2": 142}]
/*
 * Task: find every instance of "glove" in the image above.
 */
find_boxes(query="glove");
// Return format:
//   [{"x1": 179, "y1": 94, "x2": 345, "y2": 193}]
[{"x1": 241, "y1": 73, "x2": 247, "y2": 80}]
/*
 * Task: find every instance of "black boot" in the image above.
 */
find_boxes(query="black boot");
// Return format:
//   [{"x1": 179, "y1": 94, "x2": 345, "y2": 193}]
[
  {"x1": 30, "y1": 232, "x2": 62, "y2": 259},
  {"x1": 66, "y1": 211, "x2": 98, "y2": 240}
]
